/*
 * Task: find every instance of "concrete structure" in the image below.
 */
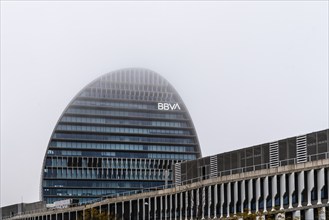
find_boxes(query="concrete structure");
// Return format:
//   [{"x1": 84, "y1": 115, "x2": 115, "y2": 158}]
[
  {"x1": 4, "y1": 129, "x2": 329, "y2": 220},
  {"x1": 41, "y1": 68, "x2": 201, "y2": 204},
  {"x1": 0, "y1": 202, "x2": 45, "y2": 220}
]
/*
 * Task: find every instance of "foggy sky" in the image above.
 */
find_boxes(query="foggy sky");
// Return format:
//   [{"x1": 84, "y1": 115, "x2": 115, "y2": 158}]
[{"x1": 1, "y1": 1, "x2": 328, "y2": 207}]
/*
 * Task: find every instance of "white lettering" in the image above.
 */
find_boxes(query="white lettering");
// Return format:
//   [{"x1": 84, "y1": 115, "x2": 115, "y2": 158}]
[{"x1": 157, "y1": 103, "x2": 181, "y2": 111}]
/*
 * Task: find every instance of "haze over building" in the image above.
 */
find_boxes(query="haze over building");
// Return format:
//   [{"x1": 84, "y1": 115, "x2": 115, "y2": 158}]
[{"x1": 41, "y1": 68, "x2": 202, "y2": 204}]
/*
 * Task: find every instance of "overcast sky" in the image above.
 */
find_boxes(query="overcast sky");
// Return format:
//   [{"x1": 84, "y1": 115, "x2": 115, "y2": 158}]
[{"x1": 1, "y1": 1, "x2": 328, "y2": 207}]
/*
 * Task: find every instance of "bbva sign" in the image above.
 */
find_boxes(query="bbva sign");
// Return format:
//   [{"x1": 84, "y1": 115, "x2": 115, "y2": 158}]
[{"x1": 158, "y1": 103, "x2": 181, "y2": 111}]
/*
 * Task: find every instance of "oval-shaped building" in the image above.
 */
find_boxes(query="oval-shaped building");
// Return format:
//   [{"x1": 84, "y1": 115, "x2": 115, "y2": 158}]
[{"x1": 41, "y1": 68, "x2": 201, "y2": 204}]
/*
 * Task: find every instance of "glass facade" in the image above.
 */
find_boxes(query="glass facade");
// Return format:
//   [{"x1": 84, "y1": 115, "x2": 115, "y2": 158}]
[{"x1": 41, "y1": 68, "x2": 201, "y2": 204}]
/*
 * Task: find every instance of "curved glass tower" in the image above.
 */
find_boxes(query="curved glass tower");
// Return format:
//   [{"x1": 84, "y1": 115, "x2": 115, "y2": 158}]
[{"x1": 41, "y1": 68, "x2": 201, "y2": 204}]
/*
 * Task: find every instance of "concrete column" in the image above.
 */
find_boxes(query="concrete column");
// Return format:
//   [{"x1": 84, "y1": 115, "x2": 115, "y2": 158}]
[
  {"x1": 160, "y1": 196, "x2": 163, "y2": 220},
  {"x1": 108, "y1": 204, "x2": 110, "y2": 220},
  {"x1": 263, "y1": 176, "x2": 269, "y2": 213},
  {"x1": 319, "y1": 206, "x2": 326, "y2": 220},
  {"x1": 115, "y1": 203, "x2": 118, "y2": 220},
  {"x1": 288, "y1": 172, "x2": 295, "y2": 209},
  {"x1": 175, "y1": 193, "x2": 178, "y2": 220},
  {"x1": 227, "y1": 182, "x2": 231, "y2": 218},
  {"x1": 307, "y1": 169, "x2": 314, "y2": 206},
  {"x1": 148, "y1": 197, "x2": 151, "y2": 220},
  {"x1": 196, "y1": 188, "x2": 200, "y2": 218},
  {"x1": 317, "y1": 168, "x2": 325, "y2": 205},
  {"x1": 129, "y1": 200, "x2": 132, "y2": 220},
  {"x1": 213, "y1": 184, "x2": 218, "y2": 219},
  {"x1": 220, "y1": 184, "x2": 224, "y2": 218},
  {"x1": 241, "y1": 180, "x2": 246, "y2": 214},
  {"x1": 170, "y1": 194, "x2": 172, "y2": 220},
  {"x1": 180, "y1": 192, "x2": 183, "y2": 220},
  {"x1": 122, "y1": 202, "x2": 125, "y2": 219},
  {"x1": 271, "y1": 175, "x2": 277, "y2": 211},
  {"x1": 201, "y1": 187, "x2": 205, "y2": 220},
  {"x1": 154, "y1": 196, "x2": 157, "y2": 220},
  {"x1": 248, "y1": 179, "x2": 253, "y2": 215},
  {"x1": 280, "y1": 174, "x2": 286, "y2": 210},
  {"x1": 137, "y1": 199, "x2": 140, "y2": 220},
  {"x1": 305, "y1": 208, "x2": 314, "y2": 219},
  {"x1": 293, "y1": 210, "x2": 301, "y2": 219},
  {"x1": 165, "y1": 195, "x2": 168, "y2": 220},
  {"x1": 185, "y1": 191, "x2": 188, "y2": 220},
  {"x1": 190, "y1": 190, "x2": 194, "y2": 220},
  {"x1": 208, "y1": 185, "x2": 212, "y2": 219},
  {"x1": 255, "y1": 178, "x2": 261, "y2": 213},
  {"x1": 234, "y1": 181, "x2": 238, "y2": 215},
  {"x1": 143, "y1": 198, "x2": 146, "y2": 220},
  {"x1": 298, "y1": 171, "x2": 305, "y2": 207}
]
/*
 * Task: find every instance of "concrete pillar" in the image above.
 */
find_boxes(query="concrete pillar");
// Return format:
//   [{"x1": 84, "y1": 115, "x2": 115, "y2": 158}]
[
  {"x1": 241, "y1": 180, "x2": 246, "y2": 214},
  {"x1": 180, "y1": 192, "x2": 183, "y2": 220},
  {"x1": 143, "y1": 198, "x2": 145, "y2": 220},
  {"x1": 307, "y1": 169, "x2": 314, "y2": 206},
  {"x1": 271, "y1": 175, "x2": 277, "y2": 211},
  {"x1": 298, "y1": 171, "x2": 305, "y2": 207},
  {"x1": 305, "y1": 208, "x2": 314, "y2": 219},
  {"x1": 248, "y1": 179, "x2": 252, "y2": 215},
  {"x1": 213, "y1": 184, "x2": 218, "y2": 219},
  {"x1": 190, "y1": 190, "x2": 194, "y2": 220},
  {"x1": 201, "y1": 187, "x2": 205, "y2": 220},
  {"x1": 280, "y1": 174, "x2": 286, "y2": 210},
  {"x1": 293, "y1": 210, "x2": 301, "y2": 219},
  {"x1": 169, "y1": 194, "x2": 172, "y2": 220},
  {"x1": 227, "y1": 182, "x2": 231, "y2": 218},
  {"x1": 234, "y1": 181, "x2": 238, "y2": 215},
  {"x1": 129, "y1": 200, "x2": 132, "y2": 220},
  {"x1": 263, "y1": 176, "x2": 269, "y2": 213},
  {"x1": 122, "y1": 201, "x2": 125, "y2": 219},
  {"x1": 185, "y1": 191, "x2": 189, "y2": 220},
  {"x1": 137, "y1": 199, "x2": 140, "y2": 220},
  {"x1": 288, "y1": 172, "x2": 295, "y2": 209},
  {"x1": 220, "y1": 184, "x2": 224, "y2": 218},
  {"x1": 255, "y1": 178, "x2": 261, "y2": 214},
  {"x1": 175, "y1": 193, "x2": 178, "y2": 220},
  {"x1": 318, "y1": 168, "x2": 325, "y2": 205},
  {"x1": 154, "y1": 196, "x2": 157, "y2": 220},
  {"x1": 115, "y1": 203, "x2": 118, "y2": 219},
  {"x1": 319, "y1": 206, "x2": 326, "y2": 220},
  {"x1": 160, "y1": 196, "x2": 163, "y2": 220},
  {"x1": 148, "y1": 197, "x2": 151, "y2": 220},
  {"x1": 208, "y1": 185, "x2": 212, "y2": 219},
  {"x1": 165, "y1": 195, "x2": 168, "y2": 220},
  {"x1": 196, "y1": 188, "x2": 200, "y2": 218}
]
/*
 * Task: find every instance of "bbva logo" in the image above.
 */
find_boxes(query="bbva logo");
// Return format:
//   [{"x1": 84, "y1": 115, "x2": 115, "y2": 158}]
[{"x1": 158, "y1": 103, "x2": 181, "y2": 111}]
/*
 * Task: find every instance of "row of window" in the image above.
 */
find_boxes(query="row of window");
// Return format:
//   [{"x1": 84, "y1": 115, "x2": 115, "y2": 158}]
[
  {"x1": 50, "y1": 141, "x2": 195, "y2": 153},
  {"x1": 46, "y1": 157, "x2": 179, "y2": 169},
  {"x1": 43, "y1": 188, "x2": 122, "y2": 197},
  {"x1": 47, "y1": 150, "x2": 196, "y2": 160},
  {"x1": 44, "y1": 168, "x2": 173, "y2": 180},
  {"x1": 66, "y1": 108, "x2": 185, "y2": 120},
  {"x1": 53, "y1": 133, "x2": 195, "y2": 144},
  {"x1": 61, "y1": 116, "x2": 189, "y2": 128},
  {"x1": 81, "y1": 90, "x2": 176, "y2": 103},
  {"x1": 74, "y1": 100, "x2": 180, "y2": 111},
  {"x1": 43, "y1": 179, "x2": 167, "y2": 189},
  {"x1": 56, "y1": 124, "x2": 191, "y2": 135}
]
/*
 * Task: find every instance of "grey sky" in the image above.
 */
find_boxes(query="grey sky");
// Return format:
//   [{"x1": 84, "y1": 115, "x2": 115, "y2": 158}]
[{"x1": 1, "y1": 1, "x2": 328, "y2": 207}]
